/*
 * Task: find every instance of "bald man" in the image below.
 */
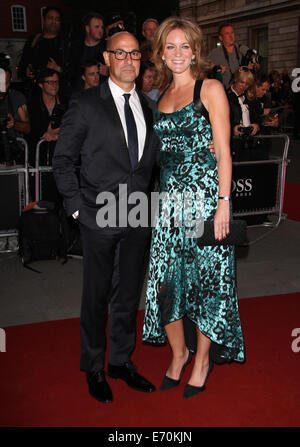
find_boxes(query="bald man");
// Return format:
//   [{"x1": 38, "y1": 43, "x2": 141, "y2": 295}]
[{"x1": 53, "y1": 32, "x2": 159, "y2": 403}]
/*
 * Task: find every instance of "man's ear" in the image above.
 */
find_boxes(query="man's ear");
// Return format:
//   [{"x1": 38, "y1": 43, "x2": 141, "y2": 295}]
[{"x1": 103, "y1": 51, "x2": 110, "y2": 67}]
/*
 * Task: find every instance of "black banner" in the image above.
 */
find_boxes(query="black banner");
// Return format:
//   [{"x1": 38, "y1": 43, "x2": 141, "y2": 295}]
[
  {"x1": 232, "y1": 163, "x2": 278, "y2": 213},
  {"x1": 0, "y1": 173, "x2": 20, "y2": 230}
]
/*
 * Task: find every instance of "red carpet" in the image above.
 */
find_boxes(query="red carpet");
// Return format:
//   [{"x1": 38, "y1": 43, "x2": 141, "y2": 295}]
[
  {"x1": 0, "y1": 292, "x2": 299, "y2": 427},
  {"x1": 283, "y1": 182, "x2": 300, "y2": 222}
]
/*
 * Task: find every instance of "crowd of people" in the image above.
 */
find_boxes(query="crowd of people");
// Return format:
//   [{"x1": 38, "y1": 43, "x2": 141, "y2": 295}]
[
  {"x1": 0, "y1": 8, "x2": 298, "y2": 404},
  {"x1": 0, "y1": 8, "x2": 160, "y2": 169},
  {"x1": 0, "y1": 8, "x2": 298, "y2": 169}
]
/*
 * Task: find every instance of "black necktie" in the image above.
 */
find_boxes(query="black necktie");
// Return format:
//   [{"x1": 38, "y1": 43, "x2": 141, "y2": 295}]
[{"x1": 123, "y1": 93, "x2": 138, "y2": 169}]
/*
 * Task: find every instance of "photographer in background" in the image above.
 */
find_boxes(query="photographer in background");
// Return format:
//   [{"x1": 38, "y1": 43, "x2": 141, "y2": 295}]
[
  {"x1": 18, "y1": 7, "x2": 70, "y2": 99},
  {"x1": 254, "y1": 72, "x2": 280, "y2": 133},
  {"x1": 208, "y1": 23, "x2": 259, "y2": 89},
  {"x1": 104, "y1": 11, "x2": 125, "y2": 38},
  {"x1": 27, "y1": 68, "x2": 67, "y2": 167},
  {"x1": 0, "y1": 62, "x2": 30, "y2": 164}
]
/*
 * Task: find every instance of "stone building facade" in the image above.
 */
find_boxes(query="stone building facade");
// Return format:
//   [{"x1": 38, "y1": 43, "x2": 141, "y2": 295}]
[{"x1": 179, "y1": 0, "x2": 300, "y2": 75}]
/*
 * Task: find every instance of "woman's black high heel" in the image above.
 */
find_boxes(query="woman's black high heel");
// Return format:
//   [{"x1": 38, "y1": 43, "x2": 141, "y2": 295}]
[
  {"x1": 183, "y1": 360, "x2": 214, "y2": 399},
  {"x1": 160, "y1": 350, "x2": 193, "y2": 391}
]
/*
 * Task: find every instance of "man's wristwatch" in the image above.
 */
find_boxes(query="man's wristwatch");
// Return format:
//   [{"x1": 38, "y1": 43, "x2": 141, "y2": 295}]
[{"x1": 218, "y1": 196, "x2": 230, "y2": 201}]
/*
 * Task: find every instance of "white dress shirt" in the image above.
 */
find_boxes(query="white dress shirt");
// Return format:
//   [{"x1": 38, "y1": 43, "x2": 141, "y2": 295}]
[
  {"x1": 108, "y1": 78, "x2": 146, "y2": 161},
  {"x1": 72, "y1": 79, "x2": 146, "y2": 220},
  {"x1": 231, "y1": 86, "x2": 251, "y2": 127}
]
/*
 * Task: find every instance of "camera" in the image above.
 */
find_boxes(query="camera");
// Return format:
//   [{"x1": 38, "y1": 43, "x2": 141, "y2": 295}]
[
  {"x1": 241, "y1": 49, "x2": 259, "y2": 67},
  {"x1": 238, "y1": 126, "x2": 253, "y2": 137},
  {"x1": 0, "y1": 117, "x2": 11, "y2": 162},
  {"x1": 0, "y1": 52, "x2": 11, "y2": 71},
  {"x1": 213, "y1": 65, "x2": 222, "y2": 73},
  {"x1": 208, "y1": 64, "x2": 223, "y2": 79},
  {"x1": 29, "y1": 66, "x2": 41, "y2": 80},
  {"x1": 0, "y1": 117, "x2": 23, "y2": 164},
  {"x1": 108, "y1": 23, "x2": 125, "y2": 37}
]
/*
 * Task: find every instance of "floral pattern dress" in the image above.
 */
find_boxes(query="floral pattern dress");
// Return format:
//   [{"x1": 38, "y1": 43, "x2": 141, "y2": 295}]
[{"x1": 142, "y1": 82, "x2": 245, "y2": 363}]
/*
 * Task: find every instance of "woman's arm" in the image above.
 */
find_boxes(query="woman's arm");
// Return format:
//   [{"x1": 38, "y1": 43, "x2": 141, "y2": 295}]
[{"x1": 201, "y1": 78, "x2": 232, "y2": 241}]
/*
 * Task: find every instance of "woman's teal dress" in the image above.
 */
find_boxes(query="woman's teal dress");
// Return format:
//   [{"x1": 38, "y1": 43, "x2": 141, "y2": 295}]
[{"x1": 142, "y1": 81, "x2": 245, "y2": 363}]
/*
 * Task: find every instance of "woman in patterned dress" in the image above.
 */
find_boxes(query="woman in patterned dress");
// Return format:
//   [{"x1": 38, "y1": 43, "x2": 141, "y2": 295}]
[{"x1": 142, "y1": 17, "x2": 245, "y2": 399}]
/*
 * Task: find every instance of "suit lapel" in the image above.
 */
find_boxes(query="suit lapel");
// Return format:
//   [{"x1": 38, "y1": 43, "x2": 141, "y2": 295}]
[
  {"x1": 137, "y1": 90, "x2": 154, "y2": 166},
  {"x1": 99, "y1": 82, "x2": 154, "y2": 168},
  {"x1": 100, "y1": 81, "x2": 129, "y2": 160}
]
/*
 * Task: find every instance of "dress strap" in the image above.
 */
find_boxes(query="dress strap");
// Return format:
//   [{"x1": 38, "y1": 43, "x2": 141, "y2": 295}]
[
  {"x1": 157, "y1": 84, "x2": 170, "y2": 105},
  {"x1": 193, "y1": 79, "x2": 210, "y2": 123},
  {"x1": 193, "y1": 79, "x2": 203, "y2": 105}
]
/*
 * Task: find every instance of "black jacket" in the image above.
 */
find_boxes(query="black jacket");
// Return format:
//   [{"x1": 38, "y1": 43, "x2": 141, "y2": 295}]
[
  {"x1": 27, "y1": 91, "x2": 68, "y2": 165},
  {"x1": 28, "y1": 91, "x2": 67, "y2": 139},
  {"x1": 18, "y1": 33, "x2": 70, "y2": 80},
  {"x1": 52, "y1": 80, "x2": 160, "y2": 230},
  {"x1": 227, "y1": 89, "x2": 261, "y2": 130}
]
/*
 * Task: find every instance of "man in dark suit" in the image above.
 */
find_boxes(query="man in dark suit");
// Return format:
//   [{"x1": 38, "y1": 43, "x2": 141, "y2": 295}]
[{"x1": 52, "y1": 31, "x2": 159, "y2": 403}]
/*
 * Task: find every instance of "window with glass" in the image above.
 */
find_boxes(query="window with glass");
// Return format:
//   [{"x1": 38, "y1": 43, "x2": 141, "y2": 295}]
[
  {"x1": 250, "y1": 26, "x2": 269, "y2": 74},
  {"x1": 11, "y1": 5, "x2": 27, "y2": 32}
]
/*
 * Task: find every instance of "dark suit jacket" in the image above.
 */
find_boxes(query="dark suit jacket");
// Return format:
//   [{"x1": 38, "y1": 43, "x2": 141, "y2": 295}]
[
  {"x1": 227, "y1": 89, "x2": 261, "y2": 130},
  {"x1": 52, "y1": 80, "x2": 160, "y2": 230}
]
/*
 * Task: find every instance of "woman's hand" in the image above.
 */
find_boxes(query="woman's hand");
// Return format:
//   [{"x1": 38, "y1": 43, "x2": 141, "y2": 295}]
[
  {"x1": 208, "y1": 140, "x2": 215, "y2": 156},
  {"x1": 214, "y1": 200, "x2": 230, "y2": 241}
]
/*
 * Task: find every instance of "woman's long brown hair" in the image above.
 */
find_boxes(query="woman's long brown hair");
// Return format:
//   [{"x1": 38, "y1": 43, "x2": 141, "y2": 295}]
[{"x1": 152, "y1": 16, "x2": 210, "y2": 91}]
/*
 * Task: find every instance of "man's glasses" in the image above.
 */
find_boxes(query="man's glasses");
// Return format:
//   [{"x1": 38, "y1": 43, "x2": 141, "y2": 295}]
[
  {"x1": 43, "y1": 80, "x2": 59, "y2": 85},
  {"x1": 239, "y1": 66, "x2": 255, "y2": 74},
  {"x1": 107, "y1": 49, "x2": 142, "y2": 60}
]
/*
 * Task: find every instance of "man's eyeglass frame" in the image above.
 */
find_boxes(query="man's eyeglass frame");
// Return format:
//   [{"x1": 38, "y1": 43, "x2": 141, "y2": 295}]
[{"x1": 106, "y1": 49, "x2": 142, "y2": 60}]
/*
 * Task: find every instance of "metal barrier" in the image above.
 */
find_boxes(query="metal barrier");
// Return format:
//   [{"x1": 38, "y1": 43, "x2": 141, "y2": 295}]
[
  {"x1": 0, "y1": 137, "x2": 29, "y2": 253},
  {"x1": 232, "y1": 133, "x2": 290, "y2": 245},
  {"x1": 23, "y1": 134, "x2": 290, "y2": 248},
  {"x1": 34, "y1": 139, "x2": 60, "y2": 202}
]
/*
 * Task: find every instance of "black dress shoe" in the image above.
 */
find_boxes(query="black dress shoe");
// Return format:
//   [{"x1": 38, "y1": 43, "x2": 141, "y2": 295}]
[
  {"x1": 183, "y1": 360, "x2": 214, "y2": 399},
  {"x1": 160, "y1": 350, "x2": 193, "y2": 391},
  {"x1": 86, "y1": 370, "x2": 113, "y2": 403},
  {"x1": 107, "y1": 362, "x2": 156, "y2": 393}
]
